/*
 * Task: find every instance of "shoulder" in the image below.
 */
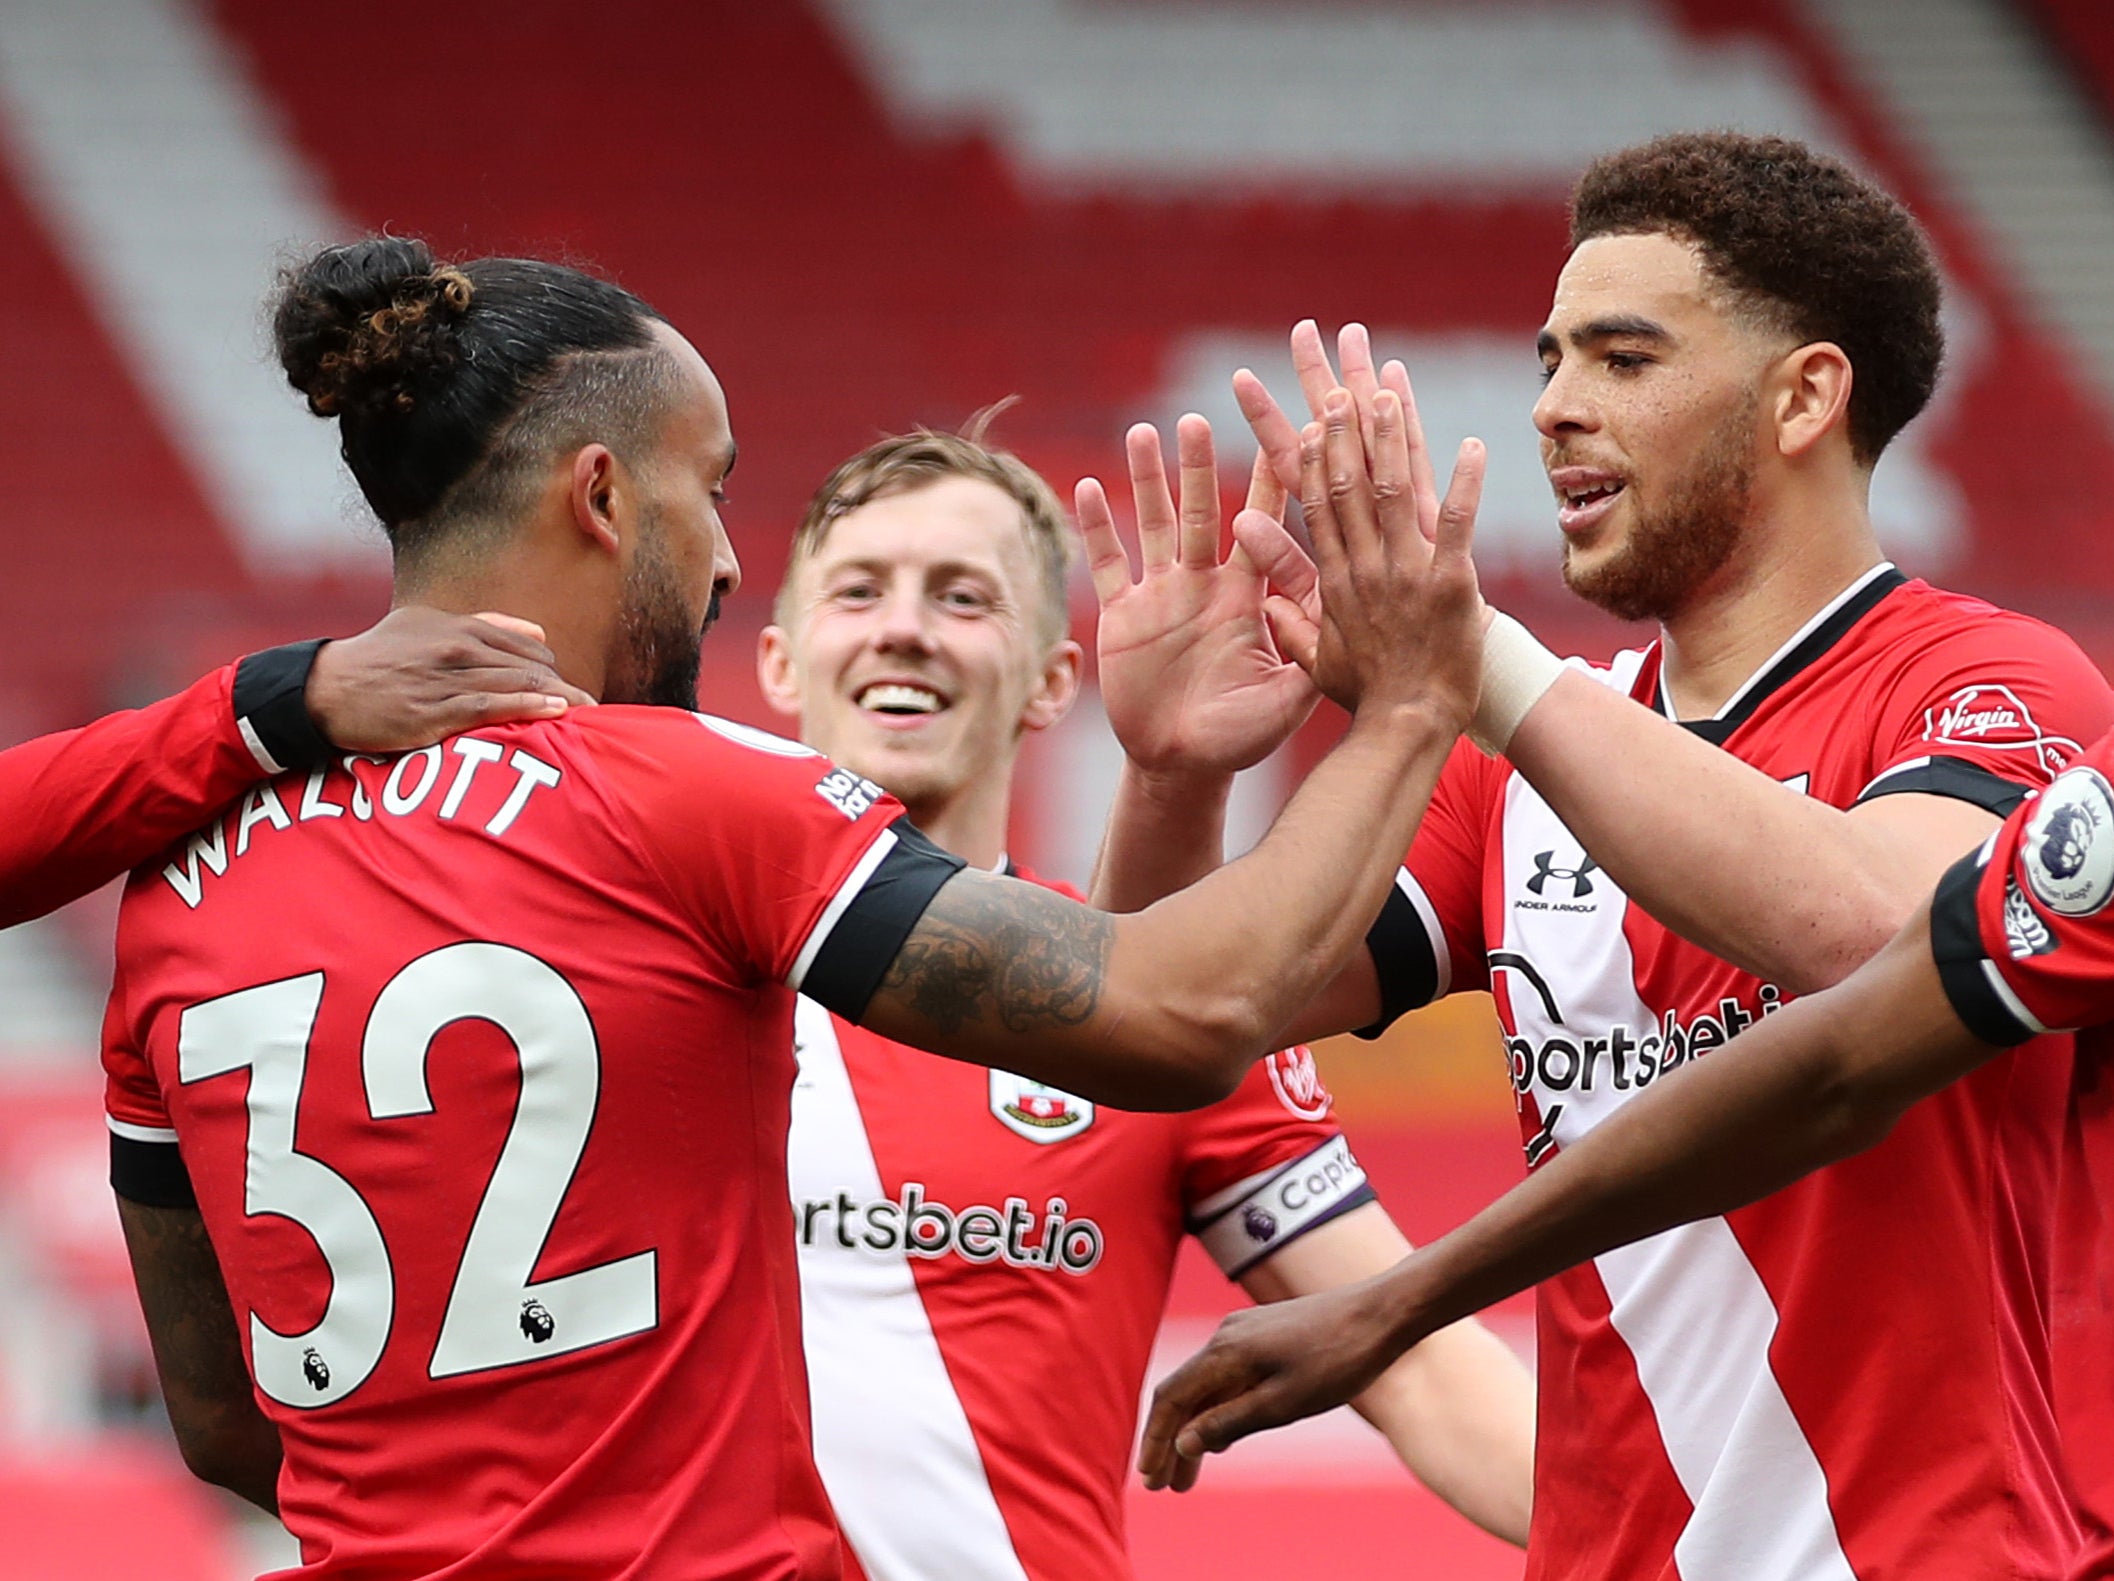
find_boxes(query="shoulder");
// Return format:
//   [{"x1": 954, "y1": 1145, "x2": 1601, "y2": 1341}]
[
  {"x1": 1880, "y1": 579, "x2": 2097, "y2": 669},
  {"x1": 570, "y1": 706, "x2": 823, "y2": 764},
  {"x1": 1869, "y1": 579, "x2": 2113, "y2": 756},
  {"x1": 568, "y1": 708, "x2": 884, "y2": 813}
]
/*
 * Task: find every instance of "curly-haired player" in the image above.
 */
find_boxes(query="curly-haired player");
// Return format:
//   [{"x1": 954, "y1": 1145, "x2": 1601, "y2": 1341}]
[{"x1": 1104, "y1": 131, "x2": 2114, "y2": 1580}]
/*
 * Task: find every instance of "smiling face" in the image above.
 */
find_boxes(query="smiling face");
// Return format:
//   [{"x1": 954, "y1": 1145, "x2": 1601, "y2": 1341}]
[
  {"x1": 1533, "y1": 232, "x2": 1785, "y2": 623},
  {"x1": 758, "y1": 474, "x2": 1079, "y2": 829}
]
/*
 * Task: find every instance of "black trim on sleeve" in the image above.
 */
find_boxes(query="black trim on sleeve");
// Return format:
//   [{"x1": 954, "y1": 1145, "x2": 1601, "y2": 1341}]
[
  {"x1": 110, "y1": 1134, "x2": 197, "y2": 1209},
  {"x1": 1856, "y1": 756, "x2": 2033, "y2": 817},
  {"x1": 805, "y1": 818, "x2": 968, "y2": 1023},
  {"x1": 232, "y1": 640, "x2": 333, "y2": 774},
  {"x1": 1929, "y1": 849, "x2": 2039, "y2": 1047},
  {"x1": 1355, "y1": 880, "x2": 1442, "y2": 1039}
]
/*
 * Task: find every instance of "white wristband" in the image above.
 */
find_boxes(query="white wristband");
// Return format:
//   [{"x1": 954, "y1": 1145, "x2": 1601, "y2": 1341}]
[{"x1": 1470, "y1": 611, "x2": 1565, "y2": 756}]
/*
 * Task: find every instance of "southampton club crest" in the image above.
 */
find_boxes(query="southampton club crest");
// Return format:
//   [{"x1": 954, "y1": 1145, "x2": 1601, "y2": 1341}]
[
  {"x1": 2023, "y1": 766, "x2": 2114, "y2": 917},
  {"x1": 990, "y1": 1071, "x2": 1094, "y2": 1144}
]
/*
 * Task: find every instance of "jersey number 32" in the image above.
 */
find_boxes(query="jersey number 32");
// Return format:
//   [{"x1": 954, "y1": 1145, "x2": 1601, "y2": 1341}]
[{"x1": 178, "y1": 943, "x2": 657, "y2": 1408}]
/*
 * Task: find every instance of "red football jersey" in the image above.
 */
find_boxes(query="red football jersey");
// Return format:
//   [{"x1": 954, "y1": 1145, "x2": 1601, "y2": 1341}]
[
  {"x1": 1935, "y1": 734, "x2": 2114, "y2": 1581},
  {"x1": 1363, "y1": 566, "x2": 2113, "y2": 1580},
  {"x1": 102, "y1": 708, "x2": 964, "y2": 1581},
  {"x1": 790, "y1": 871, "x2": 1367, "y2": 1581}
]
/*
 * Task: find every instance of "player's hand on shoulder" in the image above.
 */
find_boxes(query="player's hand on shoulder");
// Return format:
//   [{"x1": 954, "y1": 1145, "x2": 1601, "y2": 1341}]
[
  {"x1": 1077, "y1": 417, "x2": 1317, "y2": 779},
  {"x1": 306, "y1": 608, "x2": 596, "y2": 753},
  {"x1": 1139, "y1": 1274, "x2": 1403, "y2": 1492}
]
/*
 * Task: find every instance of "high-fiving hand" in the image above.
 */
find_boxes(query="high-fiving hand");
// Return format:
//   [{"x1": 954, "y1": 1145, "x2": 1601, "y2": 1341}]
[
  {"x1": 1268, "y1": 377, "x2": 1486, "y2": 725},
  {"x1": 1227, "y1": 321, "x2": 1490, "y2": 719},
  {"x1": 1078, "y1": 417, "x2": 1318, "y2": 778}
]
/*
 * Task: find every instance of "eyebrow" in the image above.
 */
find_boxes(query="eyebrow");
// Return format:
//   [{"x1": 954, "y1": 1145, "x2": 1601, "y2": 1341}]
[
  {"x1": 720, "y1": 441, "x2": 739, "y2": 478},
  {"x1": 818, "y1": 554, "x2": 1007, "y2": 588},
  {"x1": 1537, "y1": 314, "x2": 1674, "y2": 359}
]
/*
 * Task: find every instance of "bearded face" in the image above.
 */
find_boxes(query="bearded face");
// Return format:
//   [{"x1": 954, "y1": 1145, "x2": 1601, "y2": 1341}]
[
  {"x1": 1560, "y1": 389, "x2": 1757, "y2": 625},
  {"x1": 603, "y1": 506, "x2": 712, "y2": 710}
]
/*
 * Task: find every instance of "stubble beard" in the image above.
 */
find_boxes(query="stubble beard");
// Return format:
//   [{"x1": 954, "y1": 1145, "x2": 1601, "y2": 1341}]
[
  {"x1": 604, "y1": 509, "x2": 709, "y2": 710},
  {"x1": 1561, "y1": 397, "x2": 1756, "y2": 625}
]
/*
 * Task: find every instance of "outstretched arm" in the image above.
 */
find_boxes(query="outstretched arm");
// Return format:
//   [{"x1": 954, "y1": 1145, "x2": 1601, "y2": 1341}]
[
  {"x1": 1240, "y1": 326, "x2": 2087, "y2": 995},
  {"x1": 1088, "y1": 320, "x2": 1440, "y2": 918},
  {"x1": 1498, "y1": 678, "x2": 2001, "y2": 993},
  {"x1": 1236, "y1": 1202, "x2": 1533, "y2": 1546},
  {"x1": 865, "y1": 389, "x2": 1487, "y2": 1106},
  {"x1": 0, "y1": 608, "x2": 590, "y2": 927},
  {"x1": 1137, "y1": 900, "x2": 1989, "y2": 1484}
]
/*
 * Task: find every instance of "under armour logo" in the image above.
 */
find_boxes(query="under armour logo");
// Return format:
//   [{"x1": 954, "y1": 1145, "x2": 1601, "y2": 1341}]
[{"x1": 1527, "y1": 851, "x2": 1598, "y2": 898}]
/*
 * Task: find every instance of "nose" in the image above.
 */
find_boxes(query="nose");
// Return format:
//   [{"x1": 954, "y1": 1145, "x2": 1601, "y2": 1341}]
[
  {"x1": 714, "y1": 534, "x2": 742, "y2": 599},
  {"x1": 872, "y1": 587, "x2": 937, "y2": 655},
  {"x1": 1532, "y1": 362, "x2": 1596, "y2": 442}
]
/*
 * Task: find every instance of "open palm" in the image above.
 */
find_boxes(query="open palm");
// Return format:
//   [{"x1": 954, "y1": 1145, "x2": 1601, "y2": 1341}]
[{"x1": 1079, "y1": 419, "x2": 1318, "y2": 777}]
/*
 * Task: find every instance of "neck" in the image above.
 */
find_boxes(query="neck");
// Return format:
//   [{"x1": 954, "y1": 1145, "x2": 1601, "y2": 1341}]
[
  {"x1": 396, "y1": 555, "x2": 614, "y2": 702},
  {"x1": 893, "y1": 766, "x2": 1016, "y2": 872},
  {"x1": 1656, "y1": 476, "x2": 1883, "y2": 719}
]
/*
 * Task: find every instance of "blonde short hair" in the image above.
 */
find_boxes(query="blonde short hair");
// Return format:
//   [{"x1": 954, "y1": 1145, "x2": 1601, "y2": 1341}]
[{"x1": 777, "y1": 406, "x2": 1075, "y2": 650}]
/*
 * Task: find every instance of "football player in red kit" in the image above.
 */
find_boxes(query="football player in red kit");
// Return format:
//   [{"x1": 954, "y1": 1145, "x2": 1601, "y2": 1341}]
[
  {"x1": 1107, "y1": 133, "x2": 2114, "y2": 1581},
  {"x1": 1139, "y1": 727, "x2": 2114, "y2": 1581},
  {"x1": 99, "y1": 236, "x2": 1492, "y2": 1579},
  {"x1": 756, "y1": 424, "x2": 1533, "y2": 1578}
]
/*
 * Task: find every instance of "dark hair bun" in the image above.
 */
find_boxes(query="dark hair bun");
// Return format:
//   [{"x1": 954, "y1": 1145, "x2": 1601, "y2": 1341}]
[{"x1": 273, "y1": 237, "x2": 476, "y2": 420}]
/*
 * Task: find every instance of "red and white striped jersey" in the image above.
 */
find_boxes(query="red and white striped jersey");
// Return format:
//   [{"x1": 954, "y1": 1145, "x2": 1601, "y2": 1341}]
[
  {"x1": 1364, "y1": 565, "x2": 2114, "y2": 1581},
  {"x1": 790, "y1": 873, "x2": 1369, "y2": 1581}
]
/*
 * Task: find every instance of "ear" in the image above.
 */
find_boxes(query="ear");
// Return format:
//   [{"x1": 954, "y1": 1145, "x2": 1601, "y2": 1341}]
[
  {"x1": 568, "y1": 444, "x2": 626, "y2": 553},
  {"x1": 1772, "y1": 343, "x2": 1855, "y2": 462},
  {"x1": 1020, "y1": 639, "x2": 1084, "y2": 734},
  {"x1": 755, "y1": 625, "x2": 804, "y2": 720}
]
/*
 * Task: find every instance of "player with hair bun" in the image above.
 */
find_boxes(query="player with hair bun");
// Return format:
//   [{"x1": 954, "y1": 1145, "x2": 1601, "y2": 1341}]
[
  {"x1": 1106, "y1": 132, "x2": 2114, "y2": 1580},
  {"x1": 93, "y1": 234, "x2": 1497, "y2": 1579}
]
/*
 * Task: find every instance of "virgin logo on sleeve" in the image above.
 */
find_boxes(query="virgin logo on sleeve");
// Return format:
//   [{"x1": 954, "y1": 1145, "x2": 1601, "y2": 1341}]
[
  {"x1": 2022, "y1": 767, "x2": 2114, "y2": 917},
  {"x1": 989, "y1": 1071, "x2": 1094, "y2": 1142},
  {"x1": 1265, "y1": 1046, "x2": 1331, "y2": 1121},
  {"x1": 1922, "y1": 684, "x2": 2082, "y2": 773}
]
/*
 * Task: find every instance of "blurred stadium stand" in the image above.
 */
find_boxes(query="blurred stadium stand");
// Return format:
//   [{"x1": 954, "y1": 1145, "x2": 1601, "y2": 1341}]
[{"x1": 1, "y1": 1, "x2": 2113, "y2": 1575}]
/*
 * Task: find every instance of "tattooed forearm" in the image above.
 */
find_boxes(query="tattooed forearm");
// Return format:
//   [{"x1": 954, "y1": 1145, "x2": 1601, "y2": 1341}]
[
  {"x1": 118, "y1": 1199, "x2": 282, "y2": 1511},
  {"x1": 881, "y1": 872, "x2": 1113, "y2": 1035}
]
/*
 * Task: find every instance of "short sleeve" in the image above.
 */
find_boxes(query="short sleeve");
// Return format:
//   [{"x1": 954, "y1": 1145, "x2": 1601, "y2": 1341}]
[
  {"x1": 1179, "y1": 1046, "x2": 1376, "y2": 1279},
  {"x1": 1855, "y1": 608, "x2": 2114, "y2": 814},
  {"x1": 1931, "y1": 738, "x2": 2114, "y2": 1044},
  {"x1": 1360, "y1": 737, "x2": 1495, "y2": 1036},
  {"x1": 101, "y1": 971, "x2": 193, "y2": 1207},
  {"x1": 592, "y1": 711, "x2": 963, "y2": 1019}
]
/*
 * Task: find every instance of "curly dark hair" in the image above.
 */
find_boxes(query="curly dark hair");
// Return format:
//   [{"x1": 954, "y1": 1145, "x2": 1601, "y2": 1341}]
[{"x1": 1570, "y1": 132, "x2": 1942, "y2": 465}]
